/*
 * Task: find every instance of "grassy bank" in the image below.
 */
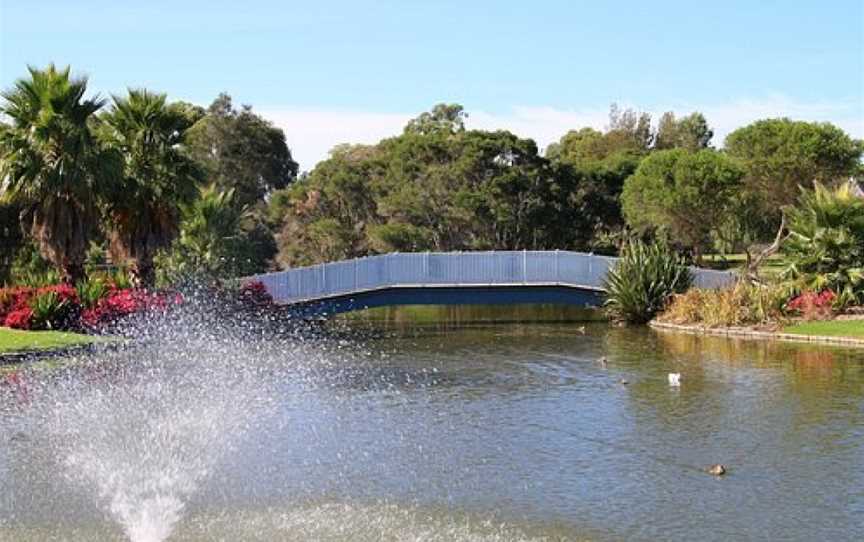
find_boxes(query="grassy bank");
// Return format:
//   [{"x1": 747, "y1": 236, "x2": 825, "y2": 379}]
[
  {"x1": 0, "y1": 327, "x2": 98, "y2": 354},
  {"x1": 783, "y1": 320, "x2": 864, "y2": 339}
]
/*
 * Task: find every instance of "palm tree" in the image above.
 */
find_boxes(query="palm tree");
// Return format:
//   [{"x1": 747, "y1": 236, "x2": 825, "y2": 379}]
[
  {"x1": 99, "y1": 89, "x2": 201, "y2": 286},
  {"x1": 156, "y1": 184, "x2": 249, "y2": 283},
  {"x1": 177, "y1": 184, "x2": 248, "y2": 276},
  {"x1": 0, "y1": 64, "x2": 116, "y2": 283},
  {"x1": 782, "y1": 180, "x2": 864, "y2": 300}
]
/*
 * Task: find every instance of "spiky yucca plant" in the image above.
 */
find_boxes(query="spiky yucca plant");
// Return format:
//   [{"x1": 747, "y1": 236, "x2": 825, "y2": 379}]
[
  {"x1": 603, "y1": 240, "x2": 693, "y2": 324},
  {"x1": 76, "y1": 276, "x2": 109, "y2": 309},
  {"x1": 30, "y1": 290, "x2": 69, "y2": 330}
]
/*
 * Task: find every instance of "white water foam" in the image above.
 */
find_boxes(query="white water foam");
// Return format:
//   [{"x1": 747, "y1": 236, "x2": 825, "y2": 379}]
[{"x1": 39, "y1": 337, "x2": 288, "y2": 542}]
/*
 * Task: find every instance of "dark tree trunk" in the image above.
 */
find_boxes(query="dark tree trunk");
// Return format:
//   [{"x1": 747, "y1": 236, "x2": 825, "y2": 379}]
[
  {"x1": 133, "y1": 257, "x2": 156, "y2": 288},
  {"x1": 62, "y1": 260, "x2": 86, "y2": 285}
]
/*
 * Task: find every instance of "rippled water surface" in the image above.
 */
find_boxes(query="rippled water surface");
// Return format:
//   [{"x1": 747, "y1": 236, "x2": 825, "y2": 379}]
[{"x1": 2, "y1": 312, "x2": 863, "y2": 541}]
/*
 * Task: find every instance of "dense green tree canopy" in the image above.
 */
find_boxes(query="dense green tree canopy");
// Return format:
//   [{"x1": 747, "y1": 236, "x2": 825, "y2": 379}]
[
  {"x1": 549, "y1": 152, "x2": 641, "y2": 250},
  {"x1": 725, "y1": 118, "x2": 863, "y2": 210},
  {"x1": 3, "y1": 64, "x2": 863, "y2": 285},
  {"x1": 606, "y1": 104, "x2": 654, "y2": 155},
  {"x1": 404, "y1": 103, "x2": 467, "y2": 135},
  {"x1": 274, "y1": 105, "x2": 573, "y2": 266},
  {"x1": 546, "y1": 105, "x2": 655, "y2": 166},
  {"x1": 621, "y1": 148, "x2": 745, "y2": 261},
  {"x1": 185, "y1": 93, "x2": 298, "y2": 208},
  {"x1": 654, "y1": 112, "x2": 713, "y2": 150},
  {"x1": 543, "y1": 106, "x2": 696, "y2": 251}
]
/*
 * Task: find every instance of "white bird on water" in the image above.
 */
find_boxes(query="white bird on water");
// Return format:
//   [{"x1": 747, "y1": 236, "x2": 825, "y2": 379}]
[{"x1": 668, "y1": 373, "x2": 681, "y2": 386}]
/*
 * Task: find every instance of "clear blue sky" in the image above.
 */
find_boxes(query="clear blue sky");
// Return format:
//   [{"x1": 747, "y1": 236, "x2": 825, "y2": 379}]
[{"x1": 2, "y1": 0, "x2": 862, "y2": 168}]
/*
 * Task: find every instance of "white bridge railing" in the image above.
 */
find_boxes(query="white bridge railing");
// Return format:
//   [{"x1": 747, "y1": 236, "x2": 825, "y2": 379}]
[{"x1": 252, "y1": 251, "x2": 736, "y2": 304}]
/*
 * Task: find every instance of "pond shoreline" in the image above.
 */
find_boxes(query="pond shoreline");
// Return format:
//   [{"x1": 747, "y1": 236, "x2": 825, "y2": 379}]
[
  {"x1": 0, "y1": 339, "x2": 128, "y2": 366},
  {"x1": 649, "y1": 320, "x2": 864, "y2": 348}
]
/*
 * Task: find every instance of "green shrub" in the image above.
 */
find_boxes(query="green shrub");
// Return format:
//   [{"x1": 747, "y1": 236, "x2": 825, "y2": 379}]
[
  {"x1": 76, "y1": 277, "x2": 109, "y2": 309},
  {"x1": 17, "y1": 270, "x2": 61, "y2": 288},
  {"x1": 111, "y1": 267, "x2": 134, "y2": 290},
  {"x1": 83, "y1": 241, "x2": 110, "y2": 276},
  {"x1": 30, "y1": 290, "x2": 69, "y2": 330},
  {"x1": 749, "y1": 283, "x2": 792, "y2": 323},
  {"x1": 603, "y1": 240, "x2": 692, "y2": 324},
  {"x1": 9, "y1": 241, "x2": 55, "y2": 286},
  {"x1": 154, "y1": 185, "x2": 275, "y2": 286}
]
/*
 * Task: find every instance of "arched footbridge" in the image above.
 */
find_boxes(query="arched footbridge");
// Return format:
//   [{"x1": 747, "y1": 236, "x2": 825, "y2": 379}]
[{"x1": 252, "y1": 251, "x2": 736, "y2": 315}]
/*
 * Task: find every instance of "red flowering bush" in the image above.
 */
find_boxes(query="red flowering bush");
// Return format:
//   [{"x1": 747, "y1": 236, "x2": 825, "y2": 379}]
[
  {"x1": 1, "y1": 282, "x2": 182, "y2": 331},
  {"x1": 787, "y1": 289, "x2": 836, "y2": 320},
  {"x1": 0, "y1": 287, "x2": 35, "y2": 322},
  {"x1": 239, "y1": 280, "x2": 273, "y2": 306},
  {"x1": 0, "y1": 284, "x2": 84, "y2": 330},
  {"x1": 0, "y1": 288, "x2": 15, "y2": 317},
  {"x1": 80, "y1": 289, "x2": 174, "y2": 328},
  {"x1": 40, "y1": 283, "x2": 78, "y2": 304},
  {"x1": 4, "y1": 307, "x2": 34, "y2": 330}
]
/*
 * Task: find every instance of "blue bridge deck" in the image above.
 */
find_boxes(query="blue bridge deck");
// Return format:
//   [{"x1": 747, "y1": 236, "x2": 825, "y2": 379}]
[{"x1": 251, "y1": 251, "x2": 736, "y2": 315}]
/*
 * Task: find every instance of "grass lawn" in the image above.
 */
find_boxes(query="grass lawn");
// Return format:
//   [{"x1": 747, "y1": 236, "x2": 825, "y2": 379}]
[
  {"x1": 0, "y1": 327, "x2": 99, "y2": 354},
  {"x1": 783, "y1": 320, "x2": 864, "y2": 339},
  {"x1": 702, "y1": 252, "x2": 786, "y2": 278}
]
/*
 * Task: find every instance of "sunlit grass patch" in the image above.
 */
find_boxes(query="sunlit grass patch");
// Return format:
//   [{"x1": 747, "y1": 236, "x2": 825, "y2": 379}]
[
  {"x1": 0, "y1": 327, "x2": 99, "y2": 353},
  {"x1": 783, "y1": 320, "x2": 864, "y2": 339}
]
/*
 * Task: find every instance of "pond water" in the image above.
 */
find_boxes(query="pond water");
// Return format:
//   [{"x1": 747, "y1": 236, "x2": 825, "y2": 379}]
[{"x1": 1, "y1": 307, "x2": 863, "y2": 541}]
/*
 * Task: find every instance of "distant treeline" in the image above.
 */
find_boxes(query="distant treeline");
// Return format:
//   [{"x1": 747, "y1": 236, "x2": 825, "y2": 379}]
[
  {"x1": 273, "y1": 104, "x2": 862, "y2": 266},
  {"x1": 1, "y1": 65, "x2": 862, "y2": 285}
]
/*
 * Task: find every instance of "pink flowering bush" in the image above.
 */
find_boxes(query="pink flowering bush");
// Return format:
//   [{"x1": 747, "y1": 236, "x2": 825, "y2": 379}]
[{"x1": 786, "y1": 289, "x2": 836, "y2": 320}]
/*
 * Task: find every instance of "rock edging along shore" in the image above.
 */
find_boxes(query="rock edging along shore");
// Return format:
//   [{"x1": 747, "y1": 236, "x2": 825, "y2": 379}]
[{"x1": 649, "y1": 320, "x2": 864, "y2": 348}]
